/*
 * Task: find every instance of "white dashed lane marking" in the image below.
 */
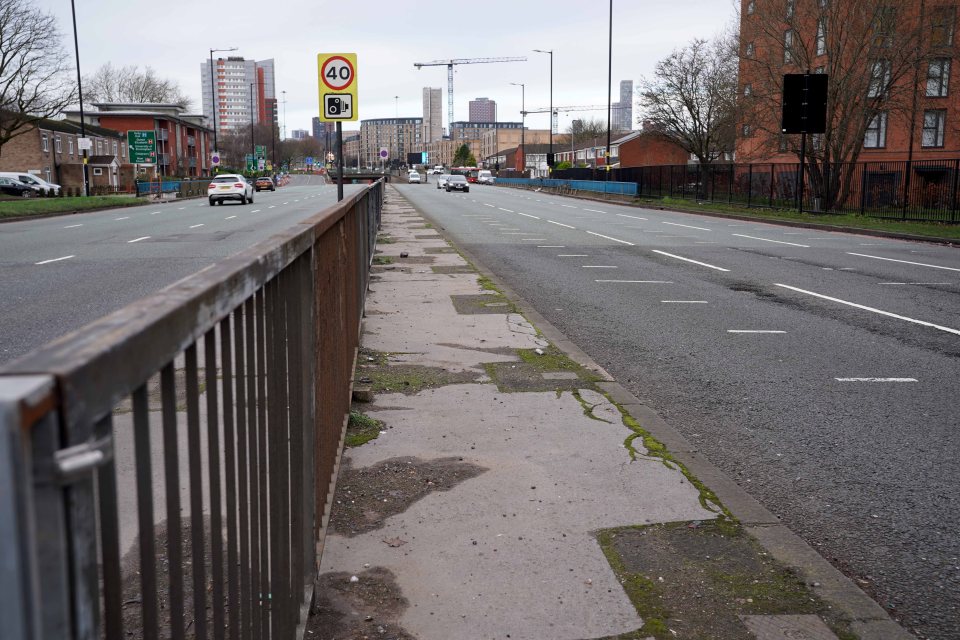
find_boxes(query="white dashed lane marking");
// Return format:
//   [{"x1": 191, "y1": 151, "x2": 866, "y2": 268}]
[
  {"x1": 64, "y1": 224, "x2": 83, "y2": 228},
  {"x1": 128, "y1": 236, "x2": 150, "y2": 243},
  {"x1": 662, "y1": 221, "x2": 711, "y2": 231},
  {"x1": 190, "y1": 224, "x2": 204, "y2": 229},
  {"x1": 36, "y1": 255, "x2": 75, "y2": 265},
  {"x1": 835, "y1": 378, "x2": 918, "y2": 383},
  {"x1": 547, "y1": 220, "x2": 576, "y2": 229},
  {"x1": 652, "y1": 250, "x2": 729, "y2": 272},
  {"x1": 733, "y1": 234, "x2": 810, "y2": 248},
  {"x1": 586, "y1": 231, "x2": 634, "y2": 246},
  {"x1": 846, "y1": 252, "x2": 960, "y2": 272}
]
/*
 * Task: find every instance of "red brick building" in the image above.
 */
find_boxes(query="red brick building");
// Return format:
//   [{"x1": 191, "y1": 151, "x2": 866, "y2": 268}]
[
  {"x1": 737, "y1": 0, "x2": 959, "y2": 163},
  {"x1": 65, "y1": 103, "x2": 214, "y2": 177},
  {"x1": 614, "y1": 129, "x2": 690, "y2": 168},
  {"x1": 0, "y1": 113, "x2": 128, "y2": 191}
]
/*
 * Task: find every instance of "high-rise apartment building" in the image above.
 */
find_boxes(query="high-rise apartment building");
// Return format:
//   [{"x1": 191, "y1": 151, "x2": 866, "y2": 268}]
[
  {"x1": 360, "y1": 117, "x2": 423, "y2": 167},
  {"x1": 614, "y1": 80, "x2": 634, "y2": 131},
  {"x1": 469, "y1": 98, "x2": 497, "y2": 123},
  {"x1": 422, "y1": 87, "x2": 443, "y2": 142},
  {"x1": 291, "y1": 129, "x2": 309, "y2": 140},
  {"x1": 200, "y1": 56, "x2": 276, "y2": 140}
]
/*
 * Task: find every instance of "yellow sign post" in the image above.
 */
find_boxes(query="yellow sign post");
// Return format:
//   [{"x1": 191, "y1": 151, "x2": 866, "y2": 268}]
[{"x1": 317, "y1": 53, "x2": 358, "y2": 122}]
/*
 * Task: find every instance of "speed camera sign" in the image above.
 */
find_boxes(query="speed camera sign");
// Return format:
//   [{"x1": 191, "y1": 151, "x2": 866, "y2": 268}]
[{"x1": 317, "y1": 53, "x2": 358, "y2": 121}]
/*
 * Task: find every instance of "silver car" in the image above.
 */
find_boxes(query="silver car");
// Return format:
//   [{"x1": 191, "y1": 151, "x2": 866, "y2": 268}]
[{"x1": 436, "y1": 174, "x2": 452, "y2": 189}]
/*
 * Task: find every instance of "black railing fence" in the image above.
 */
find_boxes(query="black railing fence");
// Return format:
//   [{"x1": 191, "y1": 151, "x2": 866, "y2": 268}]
[{"x1": 547, "y1": 159, "x2": 960, "y2": 223}]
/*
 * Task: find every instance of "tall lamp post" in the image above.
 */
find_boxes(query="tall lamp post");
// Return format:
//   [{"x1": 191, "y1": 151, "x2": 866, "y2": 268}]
[
  {"x1": 510, "y1": 82, "x2": 525, "y2": 173},
  {"x1": 533, "y1": 49, "x2": 553, "y2": 173},
  {"x1": 209, "y1": 46, "x2": 237, "y2": 171},
  {"x1": 605, "y1": 0, "x2": 613, "y2": 170},
  {"x1": 69, "y1": 0, "x2": 88, "y2": 196}
]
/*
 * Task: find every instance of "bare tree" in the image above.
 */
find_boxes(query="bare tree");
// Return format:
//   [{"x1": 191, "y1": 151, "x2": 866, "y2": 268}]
[
  {"x1": 0, "y1": 0, "x2": 77, "y2": 157},
  {"x1": 567, "y1": 117, "x2": 608, "y2": 149},
  {"x1": 638, "y1": 36, "x2": 739, "y2": 165},
  {"x1": 84, "y1": 63, "x2": 191, "y2": 108},
  {"x1": 739, "y1": 0, "x2": 940, "y2": 209}
]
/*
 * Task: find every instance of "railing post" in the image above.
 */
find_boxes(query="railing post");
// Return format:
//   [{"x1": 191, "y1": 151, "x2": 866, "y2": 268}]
[
  {"x1": 747, "y1": 164, "x2": 753, "y2": 208},
  {"x1": 769, "y1": 163, "x2": 775, "y2": 208},
  {"x1": 951, "y1": 159, "x2": 959, "y2": 223}
]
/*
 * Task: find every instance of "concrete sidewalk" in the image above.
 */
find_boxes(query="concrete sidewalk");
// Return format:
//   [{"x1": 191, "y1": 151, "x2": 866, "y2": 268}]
[{"x1": 311, "y1": 187, "x2": 909, "y2": 640}]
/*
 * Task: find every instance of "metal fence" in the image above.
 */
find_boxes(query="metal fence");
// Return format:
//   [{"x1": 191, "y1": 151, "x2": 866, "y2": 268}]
[
  {"x1": 494, "y1": 177, "x2": 638, "y2": 196},
  {"x1": 0, "y1": 180, "x2": 384, "y2": 640},
  {"x1": 136, "y1": 179, "x2": 213, "y2": 197},
  {"x1": 547, "y1": 159, "x2": 960, "y2": 223}
]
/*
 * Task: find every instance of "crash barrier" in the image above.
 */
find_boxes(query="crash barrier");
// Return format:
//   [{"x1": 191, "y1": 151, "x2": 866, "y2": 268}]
[
  {"x1": 135, "y1": 179, "x2": 213, "y2": 197},
  {"x1": 0, "y1": 180, "x2": 384, "y2": 640},
  {"x1": 494, "y1": 177, "x2": 638, "y2": 196}
]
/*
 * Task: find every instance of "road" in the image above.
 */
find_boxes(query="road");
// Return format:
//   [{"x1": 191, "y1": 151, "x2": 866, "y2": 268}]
[
  {"x1": 0, "y1": 175, "x2": 360, "y2": 365},
  {"x1": 395, "y1": 182, "x2": 960, "y2": 639}
]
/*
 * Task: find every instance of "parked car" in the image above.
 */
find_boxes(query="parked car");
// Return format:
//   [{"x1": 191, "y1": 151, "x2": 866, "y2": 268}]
[
  {"x1": 436, "y1": 174, "x2": 452, "y2": 190},
  {"x1": 477, "y1": 170, "x2": 495, "y2": 185},
  {"x1": 432, "y1": 165, "x2": 444, "y2": 174},
  {"x1": 255, "y1": 176, "x2": 275, "y2": 191},
  {"x1": 208, "y1": 174, "x2": 255, "y2": 205},
  {"x1": 0, "y1": 172, "x2": 60, "y2": 195},
  {"x1": 407, "y1": 171, "x2": 422, "y2": 184},
  {"x1": 445, "y1": 175, "x2": 470, "y2": 193},
  {"x1": 0, "y1": 176, "x2": 34, "y2": 197}
]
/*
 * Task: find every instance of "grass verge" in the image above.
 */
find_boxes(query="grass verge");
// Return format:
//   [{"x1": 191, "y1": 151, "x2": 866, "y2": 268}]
[
  {"x1": 345, "y1": 411, "x2": 384, "y2": 447},
  {"x1": 0, "y1": 196, "x2": 144, "y2": 219}
]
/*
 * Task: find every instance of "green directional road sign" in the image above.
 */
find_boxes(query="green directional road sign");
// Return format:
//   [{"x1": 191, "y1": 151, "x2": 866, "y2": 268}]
[
  {"x1": 127, "y1": 130, "x2": 157, "y2": 164},
  {"x1": 255, "y1": 145, "x2": 267, "y2": 159},
  {"x1": 245, "y1": 153, "x2": 255, "y2": 172}
]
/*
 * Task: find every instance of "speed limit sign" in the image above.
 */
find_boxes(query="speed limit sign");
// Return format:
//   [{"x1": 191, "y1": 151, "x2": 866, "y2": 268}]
[{"x1": 317, "y1": 53, "x2": 358, "y2": 122}]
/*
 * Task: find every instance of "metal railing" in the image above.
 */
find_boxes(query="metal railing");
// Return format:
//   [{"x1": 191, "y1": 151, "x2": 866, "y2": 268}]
[
  {"x1": 547, "y1": 160, "x2": 960, "y2": 223},
  {"x1": 0, "y1": 180, "x2": 384, "y2": 640}
]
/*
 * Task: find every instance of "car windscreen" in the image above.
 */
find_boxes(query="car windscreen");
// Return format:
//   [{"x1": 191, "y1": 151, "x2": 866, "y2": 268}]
[
  {"x1": 448, "y1": 176, "x2": 467, "y2": 183},
  {"x1": 212, "y1": 176, "x2": 240, "y2": 183}
]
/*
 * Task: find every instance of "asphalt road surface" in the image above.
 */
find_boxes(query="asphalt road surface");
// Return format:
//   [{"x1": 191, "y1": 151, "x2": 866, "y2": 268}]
[
  {"x1": 0, "y1": 175, "x2": 360, "y2": 365},
  {"x1": 396, "y1": 182, "x2": 959, "y2": 639}
]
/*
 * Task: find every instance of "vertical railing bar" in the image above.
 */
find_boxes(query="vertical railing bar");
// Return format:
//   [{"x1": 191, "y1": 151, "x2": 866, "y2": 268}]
[
  {"x1": 132, "y1": 385, "x2": 158, "y2": 640},
  {"x1": 288, "y1": 259, "x2": 305, "y2": 619},
  {"x1": 205, "y1": 328, "x2": 225, "y2": 640},
  {"x1": 256, "y1": 289, "x2": 270, "y2": 640},
  {"x1": 244, "y1": 297, "x2": 262, "y2": 639},
  {"x1": 233, "y1": 307, "x2": 252, "y2": 640},
  {"x1": 161, "y1": 362, "x2": 186, "y2": 640},
  {"x1": 185, "y1": 344, "x2": 208, "y2": 640},
  {"x1": 302, "y1": 251, "x2": 317, "y2": 596},
  {"x1": 277, "y1": 269, "x2": 293, "y2": 635},
  {"x1": 266, "y1": 278, "x2": 281, "y2": 640},
  {"x1": 221, "y1": 315, "x2": 240, "y2": 640},
  {"x1": 96, "y1": 413, "x2": 124, "y2": 640}
]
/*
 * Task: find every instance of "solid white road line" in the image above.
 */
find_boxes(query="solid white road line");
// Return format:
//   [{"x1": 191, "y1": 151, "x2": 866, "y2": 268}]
[
  {"x1": 584, "y1": 209, "x2": 607, "y2": 213},
  {"x1": 520, "y1": 238, "x2": 548, "y2": 241},
  {"x1": 498, "y1": 208, "x2": 514, "y2": 212},
  {"x1": 652, "y1": 250, "x2": 729, "y2": 272},
  {"x1": 846, "y1": 252, "x2": 960, "y2": 272},
  {"x1": 558, "y1": 254, "x2": 589, "y2": 257},
  {"x1": 128, "y1": 236, "x2": 150, "y2": 243},
  {"x1": 835, "y1": 378, "x2": 918, "y2": 383},
  {"x1": 596, "y1": 280, "x2": 672, "y2": 283},
  {"x1": 547, "y1": 220, "x2": 576, "y2": 229},
  {"x1": 115, "y1": 216, "x2": 130, "y2": 220},
  {"x1": 36, "y1": 255, "x2": 75, "y2": 265},
  {"x1": 879, "y1": 282, "x2": 951, "y2": 285},
  {"x1": 190, "y1": 224, "x2": 204, "y2": 228},
  {"x1": 727, "y1": 330, "x2": 786, "y2": 334},
  {"x1": 225, "y1": 216, "x2": 237, "y2": 220},
  {"x1": 517, "y1": 212, "x2": 540, "y2": 219},
  {"x1": 587, "y1": 231, "x2": 634, "y2": 245},
  {"x1": 774, "y1": 283, "x2": 960, "y2": 336},
  {"x1": 732, "y1": 234, "x2": 810, "y2": 248},
  {"x1": 617, "y1": 213, "x2": 647, "y2": 220},
  {"x1": 63, "y1": 224, "x2": 83, "y2": 228},
  {"x1": 582, "y1": 265, "x2": 618, "y2": 268},
  {"x1": 662, "y1": 300, "x2": 708, "y2": 303},
  {"x1": 662, "y1": 221, "x2": 711, "y2": 231},
  {"x1": 537, "y1": 245, "x2": 564, "y2": 248}
]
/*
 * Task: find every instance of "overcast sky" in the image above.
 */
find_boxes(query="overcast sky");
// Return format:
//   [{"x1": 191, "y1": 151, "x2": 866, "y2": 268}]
[{"x1": 37, "y1": 0, "x2": 737, "y2": 137}]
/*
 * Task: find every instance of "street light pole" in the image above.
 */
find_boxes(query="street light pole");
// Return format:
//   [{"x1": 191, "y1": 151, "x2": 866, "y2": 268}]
[
  {"x1": 249, "y1": 82, "x2": 255, "y2": 169},
  {"x1": 510, "y1": 82, "x2": 525, "y2": 173},
  {"x1": 69, "y1": 0, "x2": 88, "y2": 196},
  {"x1": 208, "y1": 46, "x2": 237, "y2": 171},
  {"x1": 605, "y1": 0, "x2": 613, "y2": 170},
  {"x1": 533, "y1": 49, "x2": 554, "y2": 173}
]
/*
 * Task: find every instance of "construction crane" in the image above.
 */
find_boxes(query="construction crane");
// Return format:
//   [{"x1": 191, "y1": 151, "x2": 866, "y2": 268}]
[
  {"x1": 414, "y1": 57, "x2": 527, "y2": 129},
  {"x1": 521, "y1": 105, "x2": 612, "y2": 133}
]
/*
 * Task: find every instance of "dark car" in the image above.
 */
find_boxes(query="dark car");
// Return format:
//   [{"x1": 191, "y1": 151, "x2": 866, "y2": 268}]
[
  {"x1": 255, "y1": 177, "x2": 275, "y2": 192},
  {"x1": 445, "y1": 175, "x2": 470, "y2": 193},
  {"x1": 0, "y1": 176, "x2": 34, "y2": 197}
]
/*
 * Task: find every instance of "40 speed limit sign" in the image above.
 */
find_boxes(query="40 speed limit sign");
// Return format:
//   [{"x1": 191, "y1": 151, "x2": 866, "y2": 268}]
[{"x1": 317, "y1": 53, "x2": 358, "y2": 122}]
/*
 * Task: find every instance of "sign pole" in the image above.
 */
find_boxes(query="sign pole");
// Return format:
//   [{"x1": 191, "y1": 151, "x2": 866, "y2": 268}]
[
  {"x1": 337, "y1": 121, "x2": 344, "y2": 202},
  {"x1": 798, "y1": 130, "x2": 807, "y2": 214}
]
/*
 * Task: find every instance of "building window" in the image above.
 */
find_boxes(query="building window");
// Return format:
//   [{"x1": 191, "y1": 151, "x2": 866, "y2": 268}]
[
  {"x1": 816, "y1": 19, "x2": 827, "y2": 55},
  {"x1": 922, "y1": 109, "x2": 946, "y2": 147},
  {"x1": 68, "y1": 138, "x2": 74, "y2": 155},
  {"x1": 93, "y1": 168, "x2": 103, "y2": 176},
  {"x1": 786, "y1": 0, "x2": 795, "y2": 19},
  {"x1": 873, "y1": 6, "x2": 897, "y2": 48},
  {"x1": 864, "y1": 112, "x2": 887, "y2": 148},
  {"x1": 927, "y1": 58, "x2": 951, "y2": 96},
  {"x1": 54, "y1": 135, "x2": 62, "y2": 153},
  {"x1": 744, "y1": 83, "x2": 753, "y2": 96},
  {"x1": 122, "y1": 142, "x2": 126, "y2": 159},
  {"x1": 113, "y1": 141, "x2": 118, "y2": 156},
  {"x1": 868, "y1": 59, "x2": 891, "y2": 97},
  {"x1": 96, "y1": 140, "x2": 102, "y2": 155},
  {"x1": 931, "y1": 6, "x2": 956, "y2": 46},
  {"x1": 745, "y1": 42, "x2": 755, "y2": 57},
  {"x1": 747, "y1": 0, "x2": 755, "y2": 14},
  {"x1": 815, "y1": 66, "x2": 826, "y2": 74},
  {"x1": 784, "y1": 30, "x2": 795, "y2": 63},
  {"x1": 41, "y1": 133, "x2": 49, "y2": 152},
  {"x1": 742, "y1": 124, "x2": 752, "y2": 137}
]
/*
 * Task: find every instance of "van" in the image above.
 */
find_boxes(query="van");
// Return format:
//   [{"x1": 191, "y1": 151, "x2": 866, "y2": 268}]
[
  {"x1": 0, "y1": 172, "x2": 61, "y2": 195},
  {"x1": 477, "y1": 170, "x2": 495, "y2": 185}
]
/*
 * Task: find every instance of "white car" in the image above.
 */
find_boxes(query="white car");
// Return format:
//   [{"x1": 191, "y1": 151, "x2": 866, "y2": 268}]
[
  {"x1": 436, "y1": 174, "x2": 452, "y2": 189},
  {"x1": 407, "y1": 171, "x2": 422, "y2": 184},
  {"x1": 208, "y1": 174, "x2": 254, "y2": 205},
  {"x1": 432, "y1": 166, "x2": 443, "y2": 174},
  {"x1": 0, "y1": 172, "x2": 60, "y2": 195},
  {"x1": 477, "y1": 170, "x2": 495, "y2": 185}
]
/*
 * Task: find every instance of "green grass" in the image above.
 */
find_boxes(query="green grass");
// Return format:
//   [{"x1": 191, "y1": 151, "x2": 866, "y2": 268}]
[
  {"x1": 0, "y1": 196, "x2": 144, "y2": 219},
  {"x1": 345, "y1": 411, "x2": 383, "y2": 447},
  {"x1": 647, "y1": 196, "x2": 960, "y2": 240}
]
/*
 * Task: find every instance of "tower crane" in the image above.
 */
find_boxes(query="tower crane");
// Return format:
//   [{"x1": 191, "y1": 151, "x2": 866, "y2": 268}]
[
  {"x1": 521, "y1": 105, "x2": 612, "y2": 134},
  {"x1": 414, "y1": 57, "x2": 527, "y2": 129}
]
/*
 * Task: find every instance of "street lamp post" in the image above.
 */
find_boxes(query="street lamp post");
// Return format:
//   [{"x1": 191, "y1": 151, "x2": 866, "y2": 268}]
[
  {"x1": 533, "y1": 49, "x2": 554, "y2": 173},
  {"x1": 510, "y1": 82, "x2": 525, "y2": 173},
  {"x1": 69, "y1": 0, "x2": 89, "y2": 196},
  {"x1": 605, "y1": 0, "x2": 613, "y2": 170},
  {"x1": 209, "y1": 46, "x2": 237, "y2": 171}
]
